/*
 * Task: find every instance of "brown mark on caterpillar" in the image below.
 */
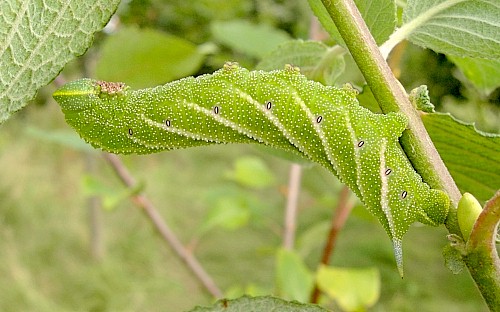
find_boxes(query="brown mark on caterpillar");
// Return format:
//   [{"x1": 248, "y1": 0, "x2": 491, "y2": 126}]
[{"x1": 96, "y1": 81, "x2": 127, "y2": 95}]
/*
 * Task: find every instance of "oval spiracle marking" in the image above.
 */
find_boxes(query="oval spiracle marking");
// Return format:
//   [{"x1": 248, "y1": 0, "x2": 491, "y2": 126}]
[
  {"x1": 266, "y1": 101, "x2": 272, "y2": 110},
  {"x1": 165, "y1": 119, "x2": 171, "y2": 127},
  {"x1": 385, "y1": 168, "x2": 392, "y2": 176},
  {"x1": 128, "y1": 128, "x2": 133, "y2": 136},
  {"x1": 316, "y1": 115, "x2": 323, "y2": 123},
  {"x1": 401, "y1": 191, "x2": 408, "y2": 199},
  {"x1": 357, "y1": 140, "x2": 365, "y2": 148},
  {"x1": 213, "y1": 106, "x2": 220, "y2": 114}
]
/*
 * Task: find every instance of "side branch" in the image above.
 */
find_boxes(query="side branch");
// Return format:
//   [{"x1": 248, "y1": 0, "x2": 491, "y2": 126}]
[
  {"x1": 464, "y1": 191, "x2": 500, "y2": 311},
  {"x1": 102, "y1": 153, "x2": 223, "y2": 298},
  {"x1": 310, "y1": 186, "x2": 354, "y2": 303},
  {"x1": 283, "y1": 164, "x2": 303, "y2": 250}
]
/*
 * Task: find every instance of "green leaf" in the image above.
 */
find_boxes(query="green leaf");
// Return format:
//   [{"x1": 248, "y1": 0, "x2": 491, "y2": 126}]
[
  {"x1": 257, "y1": 40, "x2": 346, "y2": 85},
  {"x1": 210, "y1": 20, "x2": 291, "y2": 58},
  {"x1": 0, "y1": 0, "x2": 120, "y2": 124},
  {"x1": 225, "y1": 156, "x2": 276, "y2": 189},
  {"x1": 422, "y1": 112, "x2": 500, "y2": 202},
  {"x1": 224, "y1": 284, "x2": 271, "y2": 299},
  {"x1": 275, "y1": 249, "x2": 314, "y2": 302},
  {"x1": 316, "y1": 265, "x2": 380, "y2": 311},
  {"x1": 308, "y1": 0, "x2": 396, "y2": 46},
  {"x1": 443, "y1": 244, "x2": 466, "y2": 274},
  {"x1": 82, "y1": 175, "x2": 143, "y2": 211},
  {"x1": 409, "y1": 85, "x2": 435, "y2": 113},
  {"x1": 296, "y1": 220, "x2": 331, "y2": 257},
  {"x1": 200, "y1": 186, "x2": 270, "y2": 233},
  {"x1": 189, "y1": 295, "x2": 329, "y2": 312},
  {"x1": 257, "y1": 40, "x2": 329, "y2": 72},
  {"x1": 382, "y1": 0, "x2": 500, "y2": 59},
  {"x1": 201, "y1": 195, "x2": 251, "y2": 232},
  {"x1": 95, "y1": 27, "x2": 205, "y2": 89},
  {"x1": 357, "y1": 85, "x2": 383, "y2": 113},
  {"x1": 25, "y1": 127, "x2": 95, "y2": 152},
  {"x1": 447, "y1": 56, "x2": 500, "y2": 97}
]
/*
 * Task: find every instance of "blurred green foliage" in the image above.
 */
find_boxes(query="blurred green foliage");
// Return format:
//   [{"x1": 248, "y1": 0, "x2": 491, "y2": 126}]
[
  {"x1": 95, "y1": 27, "x2": 206, "y2": 88},
  {"x1": 316, "y1": 265, "x2": 380, "y2": 311},
  {"x1": 1, "y1": 0, "x2": 498, "y2": 311},
  {"x1": 119, "y1": 0, "x2": 311, "y2": 69},
  {"x1": 0, "y1": 105, "x2": 487, "y2": 310}
]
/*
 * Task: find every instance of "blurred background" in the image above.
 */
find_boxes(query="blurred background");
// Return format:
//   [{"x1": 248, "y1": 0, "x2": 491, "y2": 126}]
[{"x1": 0, "y1": 0, "x2": 498, "y2": 311}]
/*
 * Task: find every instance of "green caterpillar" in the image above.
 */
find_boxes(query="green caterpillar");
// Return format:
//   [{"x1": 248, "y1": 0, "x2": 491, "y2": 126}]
[{"x1": 53, "y1": 63, "x2": 449, "y2": 276}]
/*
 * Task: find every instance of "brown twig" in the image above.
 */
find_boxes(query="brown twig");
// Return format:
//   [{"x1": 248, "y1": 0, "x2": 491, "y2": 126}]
[
  {"x1": 102, "y1": 152, "x2": 223, "y2": 298},
  {"x1": 85, "y1": 153, "x2": 104, "y2": 260},
  {"x1": 310, "y1": 186, "x2": 354, "y2": 303},
  {"x1": 283, "y1": 163, "x2": 303, "y2": 250}
]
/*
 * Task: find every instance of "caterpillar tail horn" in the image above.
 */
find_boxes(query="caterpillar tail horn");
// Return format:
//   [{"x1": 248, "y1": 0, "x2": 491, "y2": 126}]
[{"x1": 393, "y1": 238, "x2": 404, "y2": 278}]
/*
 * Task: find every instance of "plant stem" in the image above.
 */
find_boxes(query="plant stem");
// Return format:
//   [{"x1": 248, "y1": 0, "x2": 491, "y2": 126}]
[
  {"x1": 310, "y1": 186, "x2": 353, "y2": 303},
  {"x1": 283, "y1": 163, "x2": 302, "y2": 250},
  {"x1": 464, "y1": 191, "x2": 500, "y2": 311},
  {"x1": 102, "y1": 153, "x2": 223, "y2": 298},
  {"x1": 85, "y1": 153, "x2": 103, "y2": 260}
]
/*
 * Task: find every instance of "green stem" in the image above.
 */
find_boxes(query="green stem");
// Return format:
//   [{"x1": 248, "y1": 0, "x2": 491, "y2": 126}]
[
  {"x1": 464, "y1": 191, "x2": 500, "y2": 311},
  {"x1": 318, "y1": 0, "x2": 499, "y2": 309}
]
